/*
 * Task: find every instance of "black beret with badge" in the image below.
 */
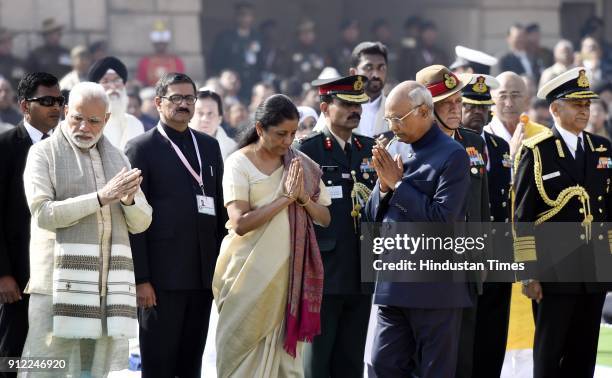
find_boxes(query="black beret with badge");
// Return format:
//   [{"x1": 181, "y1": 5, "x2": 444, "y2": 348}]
[{"x1": 311, "y1": 75, "x2": 370, "y2": 104}]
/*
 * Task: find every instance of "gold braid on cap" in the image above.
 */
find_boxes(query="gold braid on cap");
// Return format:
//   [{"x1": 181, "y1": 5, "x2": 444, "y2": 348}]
[
  {"x1": 532, "y1": 146, "x2": 593, "y2": 239},
  {"x1": 350, "y1": 170, "x2": 372, "y2": 233}
]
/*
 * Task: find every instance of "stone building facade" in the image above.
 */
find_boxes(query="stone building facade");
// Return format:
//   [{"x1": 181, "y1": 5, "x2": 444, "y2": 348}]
[{"x1": 1, "y1": 0, "x2": 611, "y2": 84}]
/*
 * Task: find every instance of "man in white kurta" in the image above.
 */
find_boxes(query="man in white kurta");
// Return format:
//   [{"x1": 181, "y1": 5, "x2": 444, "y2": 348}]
[
  {"x1": 19, "y1": 82, "x2": 151, "y2": 377},
  {"x1": 87, "y1": 56, "x2": 145, "y2": 150}
]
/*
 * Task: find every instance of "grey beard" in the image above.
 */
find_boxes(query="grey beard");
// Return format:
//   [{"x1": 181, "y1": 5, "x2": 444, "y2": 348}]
[
  {"x1": 71, "y1": 136, "x2": 100, "y2": 149},
  {"x1": 108, "y1": 91, "x2": 128, "y2": 118},
  {"x1": 67, "y1": 129, "x2": 102, "y2": 149}
]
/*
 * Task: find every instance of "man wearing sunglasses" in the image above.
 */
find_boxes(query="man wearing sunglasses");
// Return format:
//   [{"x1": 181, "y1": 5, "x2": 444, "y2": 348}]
[{"x1": 0, "y1": 72, "x2": 61, "y2": 376}]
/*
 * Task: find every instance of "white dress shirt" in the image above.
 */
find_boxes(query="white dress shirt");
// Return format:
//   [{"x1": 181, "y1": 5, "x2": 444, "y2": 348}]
[
  {"x1": 356, "y1": 95, "x2": 383, "y2": 137},
  {"x1": 484, "y1": 117, "x2": 512, "y2": 144},
  {"x1": 515, "y1": 51, "x2": 534, "y2": 78},
  {"x1": 554, "y1": 123, "x2": 583, "y2": 159},
  {"x1": 24, "y1": 119, "x2": 51, "y2": 143},
  {"x1": 329, "y1": 127, "x2": 351, "y2": 150}
]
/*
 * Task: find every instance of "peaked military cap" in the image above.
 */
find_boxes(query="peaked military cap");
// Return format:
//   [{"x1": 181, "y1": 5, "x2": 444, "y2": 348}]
[
  {"x1": 461, "y1": 74, "x2": 500, "y2": 105},
  {"x1": 450, "y1": 45, "x2": 498, "y2": 75},
  {"x1": 311, "y1": 75, "x2": 370, "y2": 104},
  {"x1": 537, "y1": 66, "x2": 599, "y2": 103}
]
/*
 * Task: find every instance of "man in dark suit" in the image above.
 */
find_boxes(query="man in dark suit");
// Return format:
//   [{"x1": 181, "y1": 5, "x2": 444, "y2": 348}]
[
  {"x1": 514, "y1": 67, "x2": 612, "y2": 378},
  {"x1": 0, "y1": 72, "x2": 61, "y2": 377},
  {"x1": 296, "y1": 75, "x2": 377, "y2": 377},
  {"x1": 496, "y1": 24, "x2": 539, "y2": 81},
  {"x1": 367, "y1": 80, "x2": 472, "y2": 378},
  {"x1": 125, "y1": 73, "x2": 227, "y2": 378},
  {"x1": 461, "y1": 74, "x2": 514, "y2": 378},
  {"x1": 408, "y1": 64, "x2": 490, "y2": 378}
]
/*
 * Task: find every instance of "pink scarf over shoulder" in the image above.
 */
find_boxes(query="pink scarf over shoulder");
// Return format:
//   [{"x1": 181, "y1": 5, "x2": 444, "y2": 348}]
[{"x1": 282, "y1": 147, "x2": 324, "y2": 357}]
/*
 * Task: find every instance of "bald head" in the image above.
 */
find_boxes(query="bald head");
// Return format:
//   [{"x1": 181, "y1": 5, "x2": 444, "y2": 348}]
[
  {"x1": 385, "y1": 81, "x2": 433, "y2": 143},
  {"x1": 494, "y1": 72, "x2": 527, "y2": 95},
  {"x1": 491, "y1": 71, "x2": 529, "y2": 129},
  {"x1": 387, "y1": 81, "x2": 433, "y2": 116}
]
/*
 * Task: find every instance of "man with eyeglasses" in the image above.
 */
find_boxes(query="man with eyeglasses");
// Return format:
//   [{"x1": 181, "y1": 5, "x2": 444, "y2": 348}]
[
  {"x1": 0, "y1": 72, "x2": 62, "y2": 375},
  {"x1": 405, "y1": 64, "x2": 490, "y2": 378},
  {"x1": 88, "y1": 56, "x2": 144, "y2": 150},
  {"x1": 19, "y1": 81, "x2": 152, "y2": 376},
  {"x1": 125, "y1": 72, "x2": 227, "y2": 378},
  {"x1": 366, "y1": 81, "x2": 472, "y2": 378}
]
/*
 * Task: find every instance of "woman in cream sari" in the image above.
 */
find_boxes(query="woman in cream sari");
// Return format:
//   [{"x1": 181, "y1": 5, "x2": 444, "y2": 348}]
[{"x1": 213, "y1": 94, "x2": 331, "y2": 377}]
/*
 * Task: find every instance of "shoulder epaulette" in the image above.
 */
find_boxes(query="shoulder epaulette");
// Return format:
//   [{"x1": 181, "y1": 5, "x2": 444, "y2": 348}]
[
  {"x1": 351, "y1": 131, "x2": 374, "y2": 141},
  {"x1": 583, "y1": 131, "x2": 611, "y2": 152},
  {"x1": 296, "y1": 131, "x2": 322, "y2": 145},
  {"x1": 521, "y1": 128, "x2": 553, "y2": 149}
]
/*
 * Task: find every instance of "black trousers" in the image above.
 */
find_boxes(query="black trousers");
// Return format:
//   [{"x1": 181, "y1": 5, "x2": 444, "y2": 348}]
[
  {"x1": 532, "y1": 292, "x2": 605, "y2": 378},
  {"x1": 455, "y1": 298, "x2": 477, "y2": 378},
  {"x1": 0, "y1": 296, "x2": 29, "y2": 378},
  {"x1": 303, "y1": 294, "x2": 371, "y2": 378},
  {"x1": 472, "y1": 282, "x2": 512, "y2": 378},
  {"x1": 138, "y1": 289, "x2": 213, "y2": 378},
  {"x1": 371, "y1": 305, "x2": 462, "y2": 378}
]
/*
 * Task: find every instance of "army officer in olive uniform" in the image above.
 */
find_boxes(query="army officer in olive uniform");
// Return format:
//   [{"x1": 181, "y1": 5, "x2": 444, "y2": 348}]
[{"x1": 296, "y1": 75, "x2": 377, "y2": 378}]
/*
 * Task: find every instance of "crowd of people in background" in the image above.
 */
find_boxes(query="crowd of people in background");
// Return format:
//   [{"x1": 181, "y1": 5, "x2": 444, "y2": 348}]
[
  {"x1": 2, "y1": 3, "x2": 612, "y2": 378},
  {"x1": 2, "y1": 4, "x2": 612, "y2": 150}
]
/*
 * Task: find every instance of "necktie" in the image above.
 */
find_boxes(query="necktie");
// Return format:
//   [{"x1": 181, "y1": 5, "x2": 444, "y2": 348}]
[
  {"x1": 344, "y1": 142, "x2": 352, "y2": 163},
  {"x1": 575, "y1": 136, "x2": 585, "y2": 163},
  {"x1": 575, "y1": 136, "x2": 585, "y2": 181},
  {"x1": 41, "y1": 133, "x2": 49, "y2": 140}
]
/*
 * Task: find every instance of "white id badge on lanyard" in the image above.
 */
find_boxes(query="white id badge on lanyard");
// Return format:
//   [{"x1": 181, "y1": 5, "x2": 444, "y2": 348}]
[
  {"x1": 196, "y1": 195, "x2": 216, "y2": 216},
  {"x1": 157, "y1": 124, "x2": 217, "y2": 216}
]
